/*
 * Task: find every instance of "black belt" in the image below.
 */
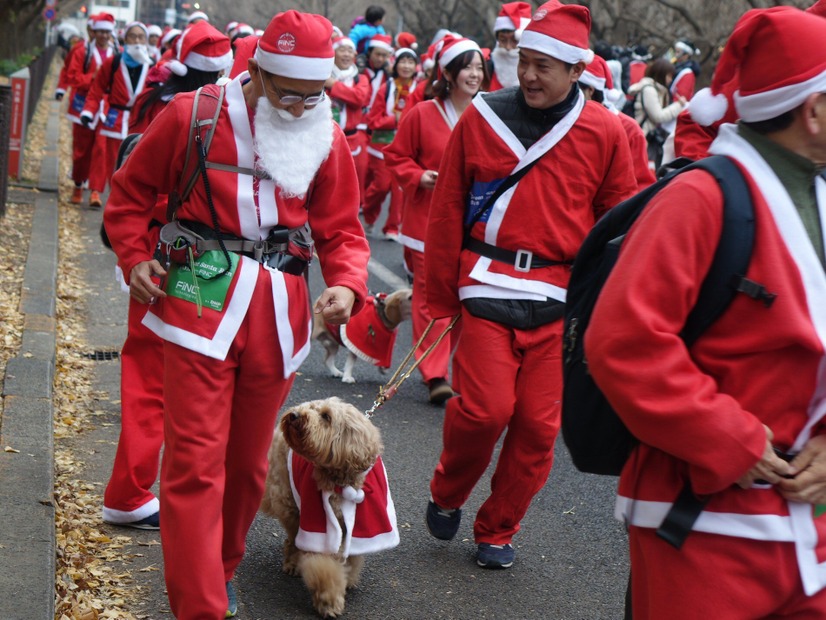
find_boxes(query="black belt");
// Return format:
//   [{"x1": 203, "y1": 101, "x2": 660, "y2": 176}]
[
  {"x1": 463, "y1": 237, "x2": 571, "y2": 271},
  {"x1": 109, "y1": 103, "x2": 131, "y2": 111},
  {"x1": 343, "y1": 128, "x2": 359, "y2": 136}
]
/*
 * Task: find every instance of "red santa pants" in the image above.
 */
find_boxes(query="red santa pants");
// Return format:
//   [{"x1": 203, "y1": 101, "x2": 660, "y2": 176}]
[
  {"x1": 160, "y1": 270, "x2": 295, "y2": 620},
  {"x1": 89, "y1": 135, "x2": 120, "y2": 193},
  {"x1": 629, "y1": 526, "x2": 826, "y2": 619},
  {"x1": 70, "y1": 122, "x2": 96, "y2": 185},
  {"x1": 346, "y1": 131, "x2": 369, "y2": 208},
  {"x1": 103, "y1": 296, "x2": 164, "y2": 518},
  {"x1": 362, "y1": 151, "x2": 402, "y2": 234},
  {"x1": 430, "y1": 309, "x2": 562, "y2": 545},
  {"x1": 405, "y1": 247, "x2": 458, "y2": 383}
]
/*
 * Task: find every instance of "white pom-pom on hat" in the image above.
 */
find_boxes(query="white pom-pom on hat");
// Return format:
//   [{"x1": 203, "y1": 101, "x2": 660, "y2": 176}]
[{"x1": 689, "y1": 87, "x2": 729, "y2": 126}]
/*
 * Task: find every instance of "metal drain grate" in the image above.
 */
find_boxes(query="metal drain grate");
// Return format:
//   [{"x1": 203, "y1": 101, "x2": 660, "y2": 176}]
[{"x1": 82, "y1": 350, "x2": 120, "y2": 361}]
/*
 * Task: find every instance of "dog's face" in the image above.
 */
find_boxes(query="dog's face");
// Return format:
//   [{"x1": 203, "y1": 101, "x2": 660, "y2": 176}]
[
  {"x1": 280, "y1": 397, "x2": 383, "y2": 482},
  {"x1": 382, "y1": 288, "x2": 413, "y2": 326}
]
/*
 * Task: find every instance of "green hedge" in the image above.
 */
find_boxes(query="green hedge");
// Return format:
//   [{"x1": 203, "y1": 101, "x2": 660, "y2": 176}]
[{"x1": 0, "y1": 49, "x2": 41, "y2": 77}]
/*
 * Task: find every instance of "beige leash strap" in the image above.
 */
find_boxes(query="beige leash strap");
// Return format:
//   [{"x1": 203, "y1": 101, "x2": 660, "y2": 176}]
[{"x1": 365, "y1": 315, "x2": 460, "y2": 418}]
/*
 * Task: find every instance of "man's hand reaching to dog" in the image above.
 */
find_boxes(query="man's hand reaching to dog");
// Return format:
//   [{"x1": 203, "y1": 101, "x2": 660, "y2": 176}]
[{"x1": 314, "y1": 286, "x2": 356, "y2": 325}]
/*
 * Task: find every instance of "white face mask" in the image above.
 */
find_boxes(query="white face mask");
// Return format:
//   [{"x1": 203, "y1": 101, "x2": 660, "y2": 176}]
[{"x1": 126, "y1": 43, "x2": 152, "y2": 65}]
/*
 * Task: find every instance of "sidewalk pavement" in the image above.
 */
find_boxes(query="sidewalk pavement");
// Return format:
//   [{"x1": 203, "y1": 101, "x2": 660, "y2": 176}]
[{"x1": 0, "y1": 99, "x2": 61, "y2": 619}]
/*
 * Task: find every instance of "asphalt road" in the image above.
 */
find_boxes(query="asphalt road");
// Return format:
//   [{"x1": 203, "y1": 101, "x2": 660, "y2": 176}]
[{"x1": 72, "y1": 204, "x2": 629, "y2": 620}]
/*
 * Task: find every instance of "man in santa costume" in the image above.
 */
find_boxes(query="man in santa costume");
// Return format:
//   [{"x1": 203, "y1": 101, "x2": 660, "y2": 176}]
[
  {"x1": 669, "y1": 39, "x2": 701, "y2": 102},
  {"x1": 487, "y1": 2, "x2": 532, "y2": 91},
  {"x1": 65, "y1": 12, "x2": 118, "y2": 205},
  {"x1": 586, "y1": 7, "x2": 826, "y2": 618},
  {"x1": 423, "y1": 0, "x2": 635, "y2": 569},
  {"x1": 104, "y1": 10, "x2": 370, "y2": 618},
  {"x1": 101, "y1": 20, "x2": 234, "y2": 535},
  {"x1": 359, "y1": 34, "x2": 393, "y2": 216},
  {"x1": 80, "y1": 21, "x2": 154, "y2": 207},
  {"x1": 325, "y1": 35, "x2": 372, "y2": 208}
]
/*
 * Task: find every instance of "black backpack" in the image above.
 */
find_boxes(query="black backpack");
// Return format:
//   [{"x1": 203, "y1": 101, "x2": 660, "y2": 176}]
[
  {"x1": 561, "y1": 155, "x2": 779, "y2": 548},
  {"x1": 562, "y1": 155, "x2": 779, "y2": 476}
]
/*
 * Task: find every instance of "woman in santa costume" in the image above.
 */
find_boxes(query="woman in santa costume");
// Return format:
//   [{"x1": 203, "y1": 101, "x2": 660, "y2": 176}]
[
  {"x1": 101, "y1": 21, "x2": 233, "y2": 533},
  {"x1": 80, "y1": 21, "x2": 154, "y2": 207},
  {"x1": 65, "y1": 13, "x2": 118, "y2": 206},
  {"x1": 423, "y1": 0, "x2": 635, "y2": 570},
  {"x1": 586, "y1": 7, "x2": 826, "y2": 618},
  {"x1": 384, "y1": 36, "x2": 486, "y2": 404},
  {"x1": 362, "y1": 46, "x2": 420, "y2": 240},
  {"x1": 104, "y1": 10, "x2": 370, "y2": 618},
  {"x1": 324, "y1": 36, "x2": 372, "y2": 208}
]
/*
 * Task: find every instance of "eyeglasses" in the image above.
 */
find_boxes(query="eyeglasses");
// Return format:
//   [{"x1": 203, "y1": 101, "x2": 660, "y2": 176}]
[{"x1": 261, "y1": 75, "x2": 326, "y2": 107}]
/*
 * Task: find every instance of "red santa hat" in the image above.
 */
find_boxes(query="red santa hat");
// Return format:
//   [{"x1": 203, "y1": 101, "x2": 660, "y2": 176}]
[
  {"x1": 187, "y1": 11, "x2": 209, "y2": 24},
  {"x1": 92, "y1": 13, "x2": 116, "y2": 32},
  {"x1": 332, "y1": 35, "x2": 355, "y2": 51},
  {"x1": 124, "y1": 21, "x2": 148, "y2": 38},
  {"x1": 147, "y1": 24, "x2": 163, "y2": 38},
  {"x1": 690, "y1": 6, "x2": 826, "y2": 125},
  {"x1": 437, "y1": 35, "x2": 482, "y2": 70},
  {"x1": 807, "y1": 0, "x2": 826, "y2": 17},
  {"x1": 161, "y1": 28, "x2": 182, "y2": 48},
  {"x1": 494, "y1": 2, "x2": 533, "y2": 38},
  {"x1": 167, "y1": 20, "x2": 232, "y2": 77},
  {"x1": 580, "y1": 54, "x2": 625, "y2": 109},
  {"x1": 233, "y1": 23, "x2": 255, "y2": 38},
  {"x1": 254, "y1": 10, "x2": 334, "y2": 81},
  {"x1": 225, "y1": 20, "x2": 239, "y2": 35},
  {"x1": 518, "y1": 0, "x2": 594, "y2": 65},
  {"x1": 367, "y1": 34, "x2": 394, "y2": 53},
  {"x1": 396, "y1": 31, "x2": 418, "y2": 51}
]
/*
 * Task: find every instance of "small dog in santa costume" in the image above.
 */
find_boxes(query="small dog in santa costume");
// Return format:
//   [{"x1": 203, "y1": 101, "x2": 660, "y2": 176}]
[
  {"x1": 261, "y1": 397, "x2": 399, "y2": 618},
  {"x1": 312, "y1": 288, "x2": 413, "y2": 383}
]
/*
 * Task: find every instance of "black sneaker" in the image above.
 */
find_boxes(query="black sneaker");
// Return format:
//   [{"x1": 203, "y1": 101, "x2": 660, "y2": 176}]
[
  {"x1": 425, "y1": 500, "x2": 461, "y2": 540},
  {"x1": 225, "y1": 581, "x2": 238, "y2": 618},
  {"x1": 106, "y1": 511, "x2": 160, "y2": 530},
  {"x1": 476, "y1": 543, "x2": 515, "y2": 569}
]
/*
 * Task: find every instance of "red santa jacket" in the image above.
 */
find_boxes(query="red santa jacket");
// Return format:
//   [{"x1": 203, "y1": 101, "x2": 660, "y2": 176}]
[
  {"x1": 617, "y1": 110, "x2": 655, "y2": 189},
  {"x1": 365, "y1": 78, "x2": 419, "y2": 159},
  {"x1": 81, "y1": 53, "x2": 151, "y2": 139},
  {"x1": 670, "y1": 66, "x2": 697, "y2": 101},
  {"x1": 288, "y1": 449, "x2": 399, "y2": 557},
  {"x1": 65, "y1": 40, "x2": 115, "y2": 125},
  {"x1": 384, "y1": 98, "x2": 456, "y2": 251},
  {"x1": 586, "y1": 124, "x2": 826, "y2": 595},
  {"x1": 424, "y1": 92, "x2": 636, "y2": 318},
  {"x1": 104, "y1": 74, "x2": 370, "y2": 373},
  {"x1": 328, "y1": 295, "x2": 398, "y2": 369}
]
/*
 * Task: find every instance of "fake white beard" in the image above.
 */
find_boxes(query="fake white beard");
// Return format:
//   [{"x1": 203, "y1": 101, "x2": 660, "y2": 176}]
[
  {"x1": 125, "y1": 44, "x2": 152, "y2": 66},
  {"x1": 253, "y1": 95, "x2": 334, "y2": 199},
  {"x1": 331, "y1": 63, "x2": 359, "y2": 83},
  {"x1": 491, "y1": 45, "x2": 520, "y2": 88}
]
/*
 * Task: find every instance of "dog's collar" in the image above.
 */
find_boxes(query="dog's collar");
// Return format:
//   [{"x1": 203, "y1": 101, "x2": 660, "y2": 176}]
[{"x1": 373, "y1": 295, "x2": 395, "y2": 331}]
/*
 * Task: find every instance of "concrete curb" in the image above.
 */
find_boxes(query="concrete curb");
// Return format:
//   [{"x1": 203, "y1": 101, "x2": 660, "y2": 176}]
[{"x1": 0, "y1": 99, "x2": 61, "y2": 619}]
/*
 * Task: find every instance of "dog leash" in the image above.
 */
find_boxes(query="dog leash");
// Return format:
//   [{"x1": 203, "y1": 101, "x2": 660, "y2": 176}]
[{"x1": 364, "y1": 315, "x2": 460, "y2": 418}]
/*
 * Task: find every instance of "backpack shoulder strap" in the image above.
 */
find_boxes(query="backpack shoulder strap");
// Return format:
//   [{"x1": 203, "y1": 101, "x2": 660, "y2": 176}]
[
  {"x1": 107, "y1": 52, "x2": 122, "y2": 93},
  {"x1": 680, "y1": 155, "x2": 755, "y2": 344},
  {"x1": 166, "y1": 84, "x2": 225, "y2": 221}
]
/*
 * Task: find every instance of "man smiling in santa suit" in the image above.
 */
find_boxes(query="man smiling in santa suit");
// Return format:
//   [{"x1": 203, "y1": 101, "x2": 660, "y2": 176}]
[{"x1": 104, "y1": 10, "x2": 370, "y2": 619}]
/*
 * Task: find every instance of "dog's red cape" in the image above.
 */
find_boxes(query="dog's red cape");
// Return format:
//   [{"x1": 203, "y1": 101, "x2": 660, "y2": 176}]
[
  {"x1": 288, "y1": 449, "x2": 400, "y2": 557},
  {"x1": 329, "y1": 296, "x2": 397, "y2": 368}
]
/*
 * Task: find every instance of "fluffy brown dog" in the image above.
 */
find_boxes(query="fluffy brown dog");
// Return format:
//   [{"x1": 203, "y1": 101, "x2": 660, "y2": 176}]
[
  {"x1": 312, "y1": 288, "x2": 413, "y2": 383},
  {"x1": 261, "y1": 397, "x2": 399, "y2": 618}
]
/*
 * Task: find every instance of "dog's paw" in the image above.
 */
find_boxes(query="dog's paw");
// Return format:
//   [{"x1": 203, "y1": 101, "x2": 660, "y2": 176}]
[
  {"x1": 329, "y1": 367, "x2": 343, "y2": 378},
  {"x1": 314, "y1": 592, "x2": 346, "y2": 618},
  {"x1": 282, "y1": 558, "x2": 300, "y2": 577},
  {"x1": 341, "y1": 375, "x2": 356, "y2": 384}
]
